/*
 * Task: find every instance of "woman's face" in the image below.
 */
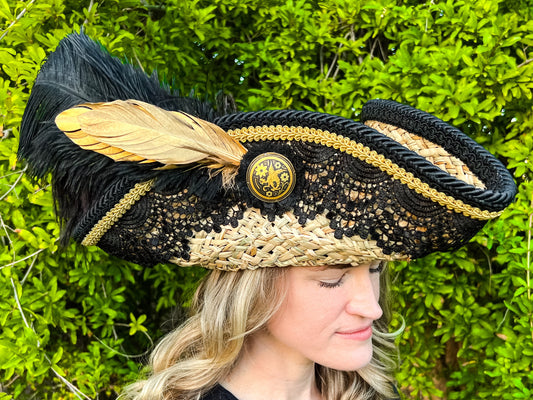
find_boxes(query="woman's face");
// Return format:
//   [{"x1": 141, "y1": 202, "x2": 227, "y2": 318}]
[{"x1": 264, "y1": 261, "x2": 384, "y2": 371}]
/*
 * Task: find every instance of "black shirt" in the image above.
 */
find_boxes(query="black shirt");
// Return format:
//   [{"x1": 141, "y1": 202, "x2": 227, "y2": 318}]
[
  {"x1": 200, "y1": 383, "x2": 401, "y2": 399},
  {"x1": 201, "y1": 384, "x2": 239, "y2": 400}
]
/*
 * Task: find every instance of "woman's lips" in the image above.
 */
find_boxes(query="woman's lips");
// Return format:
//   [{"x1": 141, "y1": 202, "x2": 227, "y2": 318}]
[{"x1": 336, "y1": 325, "x2": 373, "y2": 341}]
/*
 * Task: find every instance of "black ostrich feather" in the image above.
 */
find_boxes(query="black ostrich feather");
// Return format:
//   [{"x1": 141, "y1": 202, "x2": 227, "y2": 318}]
[{"x1": 18, "y1": 33, "x2": 226, "y2": 242}]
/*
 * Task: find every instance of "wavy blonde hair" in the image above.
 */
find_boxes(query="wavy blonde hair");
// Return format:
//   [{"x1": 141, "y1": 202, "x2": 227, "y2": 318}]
[{"x1": 121, "y1": 265, "x2": 401, "y2": 400}]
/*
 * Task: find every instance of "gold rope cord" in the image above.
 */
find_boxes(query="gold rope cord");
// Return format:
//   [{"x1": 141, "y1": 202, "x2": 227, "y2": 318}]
[
  {"x1": 227, "y1": 125, "x2": 501, "y2": 220},
  {"x1": 81, "y1": 179, "x2": 155, "y2": 246}
]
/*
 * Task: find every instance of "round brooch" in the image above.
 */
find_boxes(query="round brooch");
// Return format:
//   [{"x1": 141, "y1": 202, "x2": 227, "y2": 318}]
[{"x1": 246, "y1": 152, "x2": 296, "y2": 203}]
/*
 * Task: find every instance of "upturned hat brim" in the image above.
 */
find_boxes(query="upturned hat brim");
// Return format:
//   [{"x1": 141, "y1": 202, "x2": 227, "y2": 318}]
[{"x1": 19, "y1": 33, "x2": 517, "y2": 270}]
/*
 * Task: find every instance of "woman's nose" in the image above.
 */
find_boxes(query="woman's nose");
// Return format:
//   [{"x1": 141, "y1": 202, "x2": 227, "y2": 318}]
[{"x1": 345, "y1": 272, "x2": 383, "y2": 320}]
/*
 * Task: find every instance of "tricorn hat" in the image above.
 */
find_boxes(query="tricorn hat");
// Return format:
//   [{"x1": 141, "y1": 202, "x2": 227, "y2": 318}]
[{"x1": 19, "y1": 33, "x2": 517, "y2": 270}]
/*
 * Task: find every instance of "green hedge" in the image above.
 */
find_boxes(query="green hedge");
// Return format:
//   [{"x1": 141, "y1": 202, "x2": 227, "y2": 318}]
[{"x1": 1, "y1": 0, "x2": 532, "y2": 398}]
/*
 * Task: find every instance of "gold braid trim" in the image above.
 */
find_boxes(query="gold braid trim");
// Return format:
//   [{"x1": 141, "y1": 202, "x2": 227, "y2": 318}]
[
  {"x1": 227, "y1": 125, "x2": 502, "y2": 221},
  {"x1": 81, "y1": 179, "x2": 155, "y2": 246}
]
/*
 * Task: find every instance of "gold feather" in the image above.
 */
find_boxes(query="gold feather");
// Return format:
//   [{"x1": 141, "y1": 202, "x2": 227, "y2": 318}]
[{"x1": 55, "y1": 99, "x2": 247, "y2": 186}]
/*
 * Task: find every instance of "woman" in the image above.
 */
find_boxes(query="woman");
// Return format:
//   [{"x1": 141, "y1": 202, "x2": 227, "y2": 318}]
[
  {"x1": 124, "y1": 262, "x2": 397, "y2": 400},
  {"x1": 19, "y1": 33, "x2": 516, "y2": 400}
]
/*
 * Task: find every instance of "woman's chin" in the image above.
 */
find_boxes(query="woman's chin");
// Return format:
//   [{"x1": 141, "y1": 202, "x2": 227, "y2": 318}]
[{"x1": 318, "y1": 344, "x2": 374, "y2": 372}]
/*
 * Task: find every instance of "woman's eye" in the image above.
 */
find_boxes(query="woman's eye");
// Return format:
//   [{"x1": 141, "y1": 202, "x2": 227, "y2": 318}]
[
  {"x1": 319, "y1": 273, "x2": 346, "y2": 288},
  {"x1": 369, "y1": 261, "x2": 385, "y2": 273}
]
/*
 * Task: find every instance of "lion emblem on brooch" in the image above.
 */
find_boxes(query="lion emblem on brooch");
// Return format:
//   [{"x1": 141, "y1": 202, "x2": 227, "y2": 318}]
[{"x1": 246, "y1": 153, "x2": 296, "y2": 202}]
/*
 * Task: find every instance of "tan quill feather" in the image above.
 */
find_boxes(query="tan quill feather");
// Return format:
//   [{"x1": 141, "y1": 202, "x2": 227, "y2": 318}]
[{"x1": 55, "y1": 99, "x2": 247, "y2": 185}]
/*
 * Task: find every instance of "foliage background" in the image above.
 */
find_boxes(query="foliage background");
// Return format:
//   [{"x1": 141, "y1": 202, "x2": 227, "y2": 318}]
[{"x1": 1, "y1": 0, "x2": 532, "y2": 399}]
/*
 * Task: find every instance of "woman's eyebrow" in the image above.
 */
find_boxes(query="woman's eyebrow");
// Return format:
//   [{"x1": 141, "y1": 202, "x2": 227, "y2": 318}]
[
  {"x1": 307, "y1": 264, "x2": 357, "y2": 271},
  {"x1": 307, "y1": 261, "x2": 384, "y2": 272}
]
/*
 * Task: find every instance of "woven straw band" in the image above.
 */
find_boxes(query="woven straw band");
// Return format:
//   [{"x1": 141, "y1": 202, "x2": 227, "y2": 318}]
[
  {"x1": 364, "y1": 120, "x2": 486, "y2": 189},
  {"x1": 81, "y1": 179, "x2": 155, "y2": 246},
  {"x1": 170, "y1": 208, "x2": 399, "y2": 271},
  {"x1": 227, "y1": 125, "x2": 502, "y2": 220}
]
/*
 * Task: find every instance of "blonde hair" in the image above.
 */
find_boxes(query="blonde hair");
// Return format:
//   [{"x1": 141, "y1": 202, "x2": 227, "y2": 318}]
[{"x1": 121, "y1": 265, "x2": 401, "y2": 400}]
